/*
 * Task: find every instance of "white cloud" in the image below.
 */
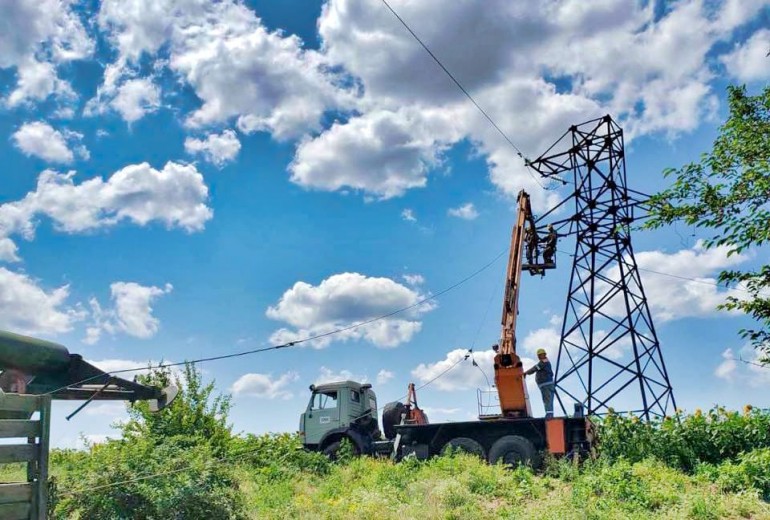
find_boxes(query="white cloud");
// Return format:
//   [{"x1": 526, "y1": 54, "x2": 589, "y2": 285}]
[
  {"x1": 12, "y1": 122, "x2": 87, "y2": 164},
  {"x1": 85, "y1": 282, "x2": 173, "y2": 344},
  {"x1": 184, "y1": 130, "x2": 241, "y2": 167},
  {"x1": 315, "y1": 367, "x2": 367, "y2": 385},
  {"x1": 720, "y1": 29, "x2": 770, "y2": 82},
  {"x1": 614, "y1": 241, "x2": 748, "y2": 322},
  {"x1": 111, "y1": 78, "x2": 161, "y2": 123},
  {"x1": 411, "y1": 348, "x2": 480, "y2": 391},
  {"x1": 231, "y1": 371, "x2": 299, "y2": 399},
  {"x1": 401, "y1": 209, "x2": 417, "y2": 222},
  {"x1": 0, "y1": 0, "x2": 92, "y2": 105},
  {"x1": 448, "y1": 203, "x2": 479, "y2": 220},
  {"x1": 266, "y1": 272, "x2": 436, "y2": 348},
  {"x1": 0, "y1": 162, "x2": 212, "y2": 259},
  {"x1": 300, "y1": 0, "x2": 768, "y2": 205},
  {"x1": 716, "y1": 345, "x2": 770, "y2": 387},
  {"x1": 0, "y1": 267, "x2": 84, "y2": 335},
  {"x1": 96, "y1": 0, "x2": 351, "y2": 136},
  {"x1": 83, "y1": 402, "x2": 127, "y2": 417},
  {"x1": 376, "y1": 369, "x2": 394, "y2": 385},
  {"x1": 402, "y1": 274, "x2": 424, "y2": 286},
  {"x1": 289, "y1": 107, "x2": 461, "y2": 199},
  {"x1": 715, "y1": 348, "x2": 738, "y2": 380}
]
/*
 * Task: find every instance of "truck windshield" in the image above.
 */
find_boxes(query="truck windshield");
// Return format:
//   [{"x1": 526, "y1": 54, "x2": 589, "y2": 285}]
[{"x1": 311, "y1": 390, "x2": 338, "y2": 410}]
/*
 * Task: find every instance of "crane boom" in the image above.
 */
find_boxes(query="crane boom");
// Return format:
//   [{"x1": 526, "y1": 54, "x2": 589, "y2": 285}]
[{"x1": 494, "y1": 190, "x2": 536, "y2": 417}]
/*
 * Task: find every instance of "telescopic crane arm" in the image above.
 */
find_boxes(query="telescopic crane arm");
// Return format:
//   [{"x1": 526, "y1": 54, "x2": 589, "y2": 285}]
[{"x1": 493, "y1": 190, "x2": 542, "y2": 418}]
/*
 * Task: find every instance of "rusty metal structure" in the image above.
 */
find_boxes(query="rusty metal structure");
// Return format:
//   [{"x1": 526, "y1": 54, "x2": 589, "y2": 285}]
[{"x1": 527, "y1": 115, "x2": 676, "y2": 420}]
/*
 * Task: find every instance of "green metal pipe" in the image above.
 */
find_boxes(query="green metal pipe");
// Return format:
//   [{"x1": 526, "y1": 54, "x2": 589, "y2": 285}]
[{"x1": 0, "y1": 330, "x2": 71, "y2": 374}]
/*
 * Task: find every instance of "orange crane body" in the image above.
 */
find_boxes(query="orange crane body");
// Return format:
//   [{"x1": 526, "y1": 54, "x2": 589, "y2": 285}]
[{"x1": 494, "y1": 190, "x2": 536, "y2": 417}]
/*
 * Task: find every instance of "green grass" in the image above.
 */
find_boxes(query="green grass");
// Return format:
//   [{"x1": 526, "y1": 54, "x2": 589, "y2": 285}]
[{"x1": 236, "y1": 454, "x2": 770, "y2": 520}]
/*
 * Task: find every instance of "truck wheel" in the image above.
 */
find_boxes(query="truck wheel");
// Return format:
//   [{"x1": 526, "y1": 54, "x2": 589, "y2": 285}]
[
  {"x1": 322, "y1": 438, "x2": 360, "y2": 460},
  {"x1": 442, "y1": 437, "x2": 486, "y2": 459},
  {"x1": 488, "y1": 435, "x2": 537, "y2": 467}
]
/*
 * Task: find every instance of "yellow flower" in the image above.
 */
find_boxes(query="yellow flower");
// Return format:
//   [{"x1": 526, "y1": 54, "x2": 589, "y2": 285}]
[
  {"x1": 694, "y1": 408, "x2": 702, "y2": 418},
  {"x1": 743, "y1": 404, "x2": 753, "y2": 416}
]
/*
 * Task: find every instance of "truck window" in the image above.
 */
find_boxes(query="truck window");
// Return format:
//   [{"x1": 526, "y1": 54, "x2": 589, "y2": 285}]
[
  {"x1": 351, "y1": 390, "x2": 360, "y2": 403},
  {"x1": 311, "y1": 390, "x2": 338, "y2": 410}
]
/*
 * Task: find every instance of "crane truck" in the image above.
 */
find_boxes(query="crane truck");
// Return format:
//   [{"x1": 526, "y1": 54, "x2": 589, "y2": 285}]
[{"x1": 299, "y1": 191, "x2": 591, "y2": 466}]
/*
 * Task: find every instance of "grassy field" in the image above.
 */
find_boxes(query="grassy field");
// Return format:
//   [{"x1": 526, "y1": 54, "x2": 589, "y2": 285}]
[
  {"x1": 13, "y1": 367, "x2": 766, "y2": 519},
  {"x1": 237, "y1": 453, "x2": 770, "y2": 520}
]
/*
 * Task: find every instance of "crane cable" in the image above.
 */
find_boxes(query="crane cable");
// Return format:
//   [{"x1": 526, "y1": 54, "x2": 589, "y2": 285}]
[{"x1": 44, "y1": 247, "x2": 509, "y2": 397}]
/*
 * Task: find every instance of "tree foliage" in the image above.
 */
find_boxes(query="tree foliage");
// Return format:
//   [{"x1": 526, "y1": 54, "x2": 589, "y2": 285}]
[
  {"x1": 124, "y1": 362, "x2": 233, "y2": 454},
  {"x1": 646, "y1": 85, "x2": 770, "y2": 361}
]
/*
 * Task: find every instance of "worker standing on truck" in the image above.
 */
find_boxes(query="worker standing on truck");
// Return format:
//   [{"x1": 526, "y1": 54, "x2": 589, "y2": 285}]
[{"x1": 524, "y1": 349, "x2": 554, "y2": 418}]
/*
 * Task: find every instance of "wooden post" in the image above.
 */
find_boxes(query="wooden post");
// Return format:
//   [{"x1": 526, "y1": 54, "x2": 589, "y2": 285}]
[{"x1": 0, "y1": 394, "x2": 51, "y2": 520}]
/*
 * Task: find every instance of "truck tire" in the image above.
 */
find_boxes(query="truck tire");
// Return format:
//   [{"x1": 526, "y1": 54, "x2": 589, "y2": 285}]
[
  {"x1": 322, "y1": 437, "x2": 360, "y2": 460},
  {"x1": 382, "y1": 401, "x2": 406, "y2": 440},
  {"x1": 441, "y1": 437, "x2": 486, "y2": 459},
  {"x1": 488, "y1": 435, "x2": 537, "y2": 467}
]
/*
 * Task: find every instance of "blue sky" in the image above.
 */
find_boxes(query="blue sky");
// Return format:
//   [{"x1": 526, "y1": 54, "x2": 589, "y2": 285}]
[{"x1": 0, "y1": 0, "x2": 769, "y2": 447}]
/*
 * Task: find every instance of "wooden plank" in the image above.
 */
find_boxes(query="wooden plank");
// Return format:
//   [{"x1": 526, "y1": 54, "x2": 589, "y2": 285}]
[
  {"x1": 34, "y1": 397, "x2": 50, "y2": 520},
  {"x1": 0, "y1": 444, "x2": 36, "y2": 464},
  {"x1": 0, "y1": 502, "x2": 31, "y2": 520},
  {"x1": 0, "y1": 421, "x2": 40, "y2": 439},
  {"x1": 0, "y1": 394, "x2": 40, "y2": 413},
  {"x1": 0, "y1": 483, "x2": 32, "y2": 504}
]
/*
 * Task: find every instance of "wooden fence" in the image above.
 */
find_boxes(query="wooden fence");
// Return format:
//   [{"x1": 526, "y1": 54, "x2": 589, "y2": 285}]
[{"x1": 0, "y1": 394, "x2": 51, "y2": 520}]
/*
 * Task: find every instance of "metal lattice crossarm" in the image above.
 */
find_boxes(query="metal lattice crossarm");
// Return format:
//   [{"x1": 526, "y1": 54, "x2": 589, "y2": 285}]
[{"x1": 528, "y1": 115, "x2": 676, "y2": 420}]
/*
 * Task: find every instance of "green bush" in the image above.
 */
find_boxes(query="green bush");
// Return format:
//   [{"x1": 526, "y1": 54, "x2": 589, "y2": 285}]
[
  {"x1": 52, "y1": 436, "x2": 245, "y2": 520},
  {"x1": 698, "y1": 447, "x2": 770, "y2": 499},
  {"x1": 595, "y1": 406, "x2": 770, "y2": 471}
]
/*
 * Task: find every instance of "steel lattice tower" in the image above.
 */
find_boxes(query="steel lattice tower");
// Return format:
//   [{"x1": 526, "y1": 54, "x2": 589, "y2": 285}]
[{"x1": 528, "y1": 115, "x2": 676, "y2": 420}]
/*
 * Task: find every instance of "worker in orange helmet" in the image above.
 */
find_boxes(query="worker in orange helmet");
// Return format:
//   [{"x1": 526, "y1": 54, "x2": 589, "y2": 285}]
[{"x1": 524, "y1": 348, "x2": 555, "y2": 418}]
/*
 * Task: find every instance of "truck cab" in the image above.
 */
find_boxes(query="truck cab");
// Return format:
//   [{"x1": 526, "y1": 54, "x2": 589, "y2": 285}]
[{"x1": 300, "y1": 380, "x2": 380, "y2": 456}]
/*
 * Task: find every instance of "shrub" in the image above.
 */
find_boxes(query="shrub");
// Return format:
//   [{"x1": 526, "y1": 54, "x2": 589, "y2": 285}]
[
  {"x1": 595, "y1": 407, "x2": 770, "y2": 471},
  {"x1": 698, "y1": 448, "x2": 770, "y2": 499}
]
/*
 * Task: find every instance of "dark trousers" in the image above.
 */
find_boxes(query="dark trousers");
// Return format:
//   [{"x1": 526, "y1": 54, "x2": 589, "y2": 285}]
[{"x1": 540, "y1": 383, "x2": 555, "y2": 418}]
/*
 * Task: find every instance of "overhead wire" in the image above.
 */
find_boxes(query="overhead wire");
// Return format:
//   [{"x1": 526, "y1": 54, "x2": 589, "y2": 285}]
[
  {"x1": 377, "y1": 0, "x2": 553, "y2": 191},
  {"x1": 45, "y1": 247, "x2": 509, "y2": 397}
]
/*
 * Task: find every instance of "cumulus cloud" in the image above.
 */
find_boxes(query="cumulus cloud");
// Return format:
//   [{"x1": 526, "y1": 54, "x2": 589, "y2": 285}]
[
  {"x1": 401, "y1": 209, "x2": 417, "y2": 222},
  {"x1": 0, "y1": 162, "x2": 212, "y2": 260},
  {"x1": 315, "y1": 367, "x2": 367, "y2": 385},
  {"x1": 411, "y1": 348, "x2": 479, "y2": 391},
  {"x1": 376, "y1": 369, "x2": 394, "y2": 384},
  {"x1": 184, "y1": 130, "x2": 241, "y2": 167},
  {"x1": 607, "y1": 241, "x2": 748, "y2": 322},
  {"x1": 95, "y1": 0, "x2": 351, "y2": 134},
  {"x1": 302, "y1": 0, "x2": 767, "y2": 204},
  {"x1": 289, "y1": 107, "x2": 461, "y2": 199},
  {"x1": 448, "y1": 202, "x2": 479, "y2": 220},
  {"x1": 110, "y1": 78, "x2": 161, "y2": 123},
  {"x1": 720, "y1": 29, "x2": 770, "y2": 82},
  {"x1": 0, "y1": 267, "x2": 84, "y2": 335},
  {"x1": 12, "y1": 122, "x2": 88, "y2": 164},
  {"x1": 715, "y1": 345, "x2": 770, "y2": 387},
  {"x1": 266, "y1": 272, "x2": 436, "y2": 348},
  {"x1": 0, "y1": 0, "x2": 92, "y2": 105},
  {"x1": 85, "y1": 282, "x2": 173, "y2": 344},
  {"x1": 231, "y1": 371, "x2": 299, "y2": 399}
]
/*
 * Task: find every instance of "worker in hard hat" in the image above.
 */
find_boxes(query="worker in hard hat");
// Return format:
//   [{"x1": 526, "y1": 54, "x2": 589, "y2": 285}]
[
  {"x1": 524, "y1": 224, "x2": 539, "y2": 265},
  {"x1": 524, "y1": 348, "x2": 555, "y2": 418},
  {"x1": 541, "y1": 224, "x2": 558, "y2": 264}
]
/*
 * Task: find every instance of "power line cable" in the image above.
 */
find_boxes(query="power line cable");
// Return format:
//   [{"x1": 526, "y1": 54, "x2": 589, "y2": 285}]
[
  {"x1": 378, "y1": 0, "x2": 551, "y2": 190},
  {"x1": 46, "y1": 248, "x2": 508, "y2": 397}
]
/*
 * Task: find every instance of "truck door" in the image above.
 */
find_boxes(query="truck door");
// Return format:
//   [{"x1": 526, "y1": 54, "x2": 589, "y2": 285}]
[{"x1": 304, "y1": 389, "x2": 341, "y2": 446}]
